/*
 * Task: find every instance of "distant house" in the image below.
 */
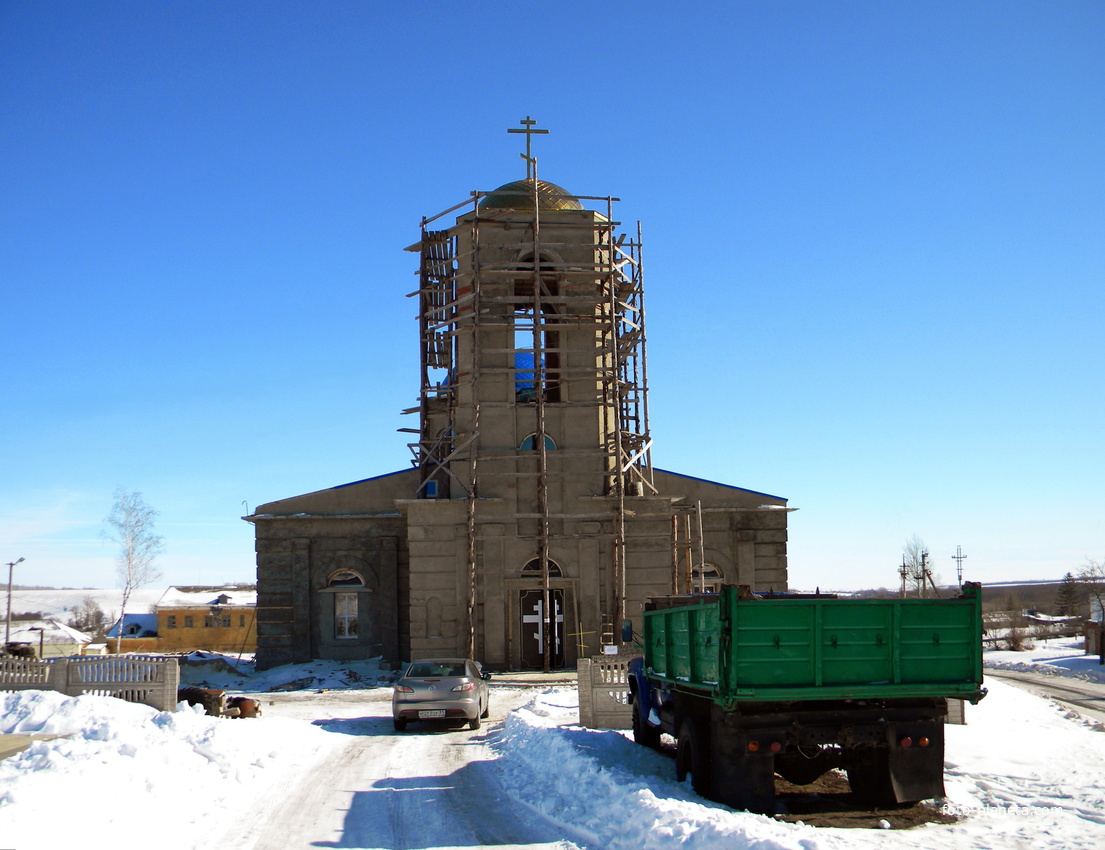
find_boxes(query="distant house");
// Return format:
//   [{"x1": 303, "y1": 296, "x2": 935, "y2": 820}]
[
  {"x1": 106, "y1": 613, "x2": 159, "y2": 653},
  {"x1": 8, "y1": 619, "x2": 92, "y2": 658},
  {"x1": 154, "y1": 585, "x2": 257, "y2": 654},
  {"x1": 1086, "y1": 597, "x2": 1104, "y2": 656}
]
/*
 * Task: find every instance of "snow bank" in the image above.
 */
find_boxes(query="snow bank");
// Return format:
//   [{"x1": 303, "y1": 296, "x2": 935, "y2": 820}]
[
  {"x1": 0, "y1": 691, "x2": 336, "y2": 849},
  {"x1": 495, "y1": 688, "x2": 819, "y2": 849}
]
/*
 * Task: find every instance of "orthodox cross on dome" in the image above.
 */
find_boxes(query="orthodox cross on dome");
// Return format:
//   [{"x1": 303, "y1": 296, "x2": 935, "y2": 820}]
[{"x1": 507, "y1": 115, "x2": 549, "y2": 179}]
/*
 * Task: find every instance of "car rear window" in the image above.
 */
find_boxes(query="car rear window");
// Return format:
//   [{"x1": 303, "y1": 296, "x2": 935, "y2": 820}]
[{"x1": 407, "y1": 662, "x2": 467, "y2": 678}]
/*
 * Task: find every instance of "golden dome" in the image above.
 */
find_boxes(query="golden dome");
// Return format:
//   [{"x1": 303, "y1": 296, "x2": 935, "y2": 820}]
[{"x1": 479, "y1": 179, "x2": 583, "y2": 211}]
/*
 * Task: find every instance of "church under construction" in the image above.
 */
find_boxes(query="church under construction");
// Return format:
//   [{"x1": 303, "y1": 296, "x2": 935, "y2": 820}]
[{"x1": 245, "y1": 120, "x2": 791, "y2": 671}]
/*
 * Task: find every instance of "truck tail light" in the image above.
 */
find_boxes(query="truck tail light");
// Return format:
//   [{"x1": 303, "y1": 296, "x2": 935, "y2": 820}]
[
  {"x1": 918, "y1": 736, "x2": 930, "y2": 747},
  {"x1": 747, "y1": 740, "x2": 783, "y2": 754},
  {"x1": 899, "y1": 736, "x2": 913, "y2": 748}
]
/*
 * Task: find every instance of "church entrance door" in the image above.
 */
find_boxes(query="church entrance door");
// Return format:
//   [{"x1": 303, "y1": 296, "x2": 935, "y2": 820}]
[{"x1": 519, "y1": 589, "x2": 564, "y2": 669}]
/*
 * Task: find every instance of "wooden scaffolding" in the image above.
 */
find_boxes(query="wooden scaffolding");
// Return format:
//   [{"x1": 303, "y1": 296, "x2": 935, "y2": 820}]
[{"x1": 405, "y1": 175, "x2": 653, "y2": 670}]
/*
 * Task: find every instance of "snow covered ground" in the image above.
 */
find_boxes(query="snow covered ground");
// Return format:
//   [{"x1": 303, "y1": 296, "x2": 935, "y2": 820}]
[
  {"x1": 0, "y1": 689, "x2": 337, "y2": 849},
  {"x1": 986, "y1": 634, "x2": 1105, "y2": 684},
  {"x1": 2, "y1": 642, "x2": 1105, "y2": 849}
]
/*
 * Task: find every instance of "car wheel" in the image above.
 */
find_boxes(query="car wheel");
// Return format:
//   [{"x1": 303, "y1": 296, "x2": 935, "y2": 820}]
[
  {"x1": 469, "y1": 714, "x2": 481, "y2": 731},
  {"x1": 481, "y1": 696, "x2": 490, "y2": 719},
  {"x1": 393, "y1": 717, "x2": 407, "y2": 732}
]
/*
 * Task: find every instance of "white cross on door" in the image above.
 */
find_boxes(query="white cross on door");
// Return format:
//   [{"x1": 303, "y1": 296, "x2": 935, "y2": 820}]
[{"x1": 522, "y1": 596, "x2": 564, "y2": 652}]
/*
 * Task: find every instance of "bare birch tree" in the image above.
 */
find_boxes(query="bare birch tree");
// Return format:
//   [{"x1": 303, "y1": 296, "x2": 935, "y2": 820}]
[
  {"x1": 1080, "y1": 558, "x2": 1105, "y2": 622},
  {"x1": 103, "y1": 488, "x2": 163, "y2": 654}
]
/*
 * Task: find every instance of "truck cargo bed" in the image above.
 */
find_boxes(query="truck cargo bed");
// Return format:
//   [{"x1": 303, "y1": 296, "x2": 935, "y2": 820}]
[{"x1": 643, "y1": 583, "x2": 985, "y2": 707}]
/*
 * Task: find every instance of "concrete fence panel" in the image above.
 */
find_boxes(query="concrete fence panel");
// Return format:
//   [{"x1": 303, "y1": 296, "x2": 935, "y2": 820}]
[
  {"x1": 0, "y1": 656, "x2": 180, "y2": 712},
  {"x1": 577, "y1": 652, "x2": 634, "y2": 729},
  {"x1": 0, "y1": 657, "x2": 57, "y2": 690}
]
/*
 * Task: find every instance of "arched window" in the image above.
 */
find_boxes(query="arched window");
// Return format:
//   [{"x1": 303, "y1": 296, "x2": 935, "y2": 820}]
[
  {"x1": 519, "y1": 433, "x2": 557, "y2": 451},
  {"x1": 521, "y1": 558, "x2": 563, "y2": 578},
  {"x1": 328, "y1": 570, "x2": 365, "y2": 587},
  {"x1": 691, "y1": 564, "x2": 723, "y2": 594},
  {"x1": 328, "y1": 570, "x2": 364, "y2": 638}
]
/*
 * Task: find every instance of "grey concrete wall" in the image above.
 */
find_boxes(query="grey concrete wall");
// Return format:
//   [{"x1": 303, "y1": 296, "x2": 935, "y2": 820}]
[{"x1": 251, "y1": 471, "x2": 415, "y2": 669}]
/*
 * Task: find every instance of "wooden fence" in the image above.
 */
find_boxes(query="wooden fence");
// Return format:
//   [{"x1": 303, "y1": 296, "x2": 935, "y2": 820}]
[{"x1": 0, "y1": 655, "x2": 180, "y2": 712}]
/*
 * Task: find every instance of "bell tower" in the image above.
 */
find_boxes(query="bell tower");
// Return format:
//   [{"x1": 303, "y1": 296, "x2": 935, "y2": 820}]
[{"x1": 405, "y1": 118, "x2": 652, "y2": 668}]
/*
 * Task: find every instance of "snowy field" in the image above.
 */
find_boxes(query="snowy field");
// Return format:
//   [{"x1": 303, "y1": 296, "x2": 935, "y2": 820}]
[
  {"x1": 5, "y1": 587, "x2": 165, "y2": 620},
  {"x1": 1, "y1": 640, "x2": 1105, "y2": 848}
]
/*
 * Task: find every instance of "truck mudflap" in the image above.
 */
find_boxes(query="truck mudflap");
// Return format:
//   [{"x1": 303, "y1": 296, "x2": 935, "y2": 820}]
[
  {"x1": 887, "y1": 719, "x2": 946, "y2": 804},
  {"x1": 708, "y1": 743, "x2": 776, "y2": 813},
  {"x1": 846, "y1": 718, "x2": 946, "y2": 807}
]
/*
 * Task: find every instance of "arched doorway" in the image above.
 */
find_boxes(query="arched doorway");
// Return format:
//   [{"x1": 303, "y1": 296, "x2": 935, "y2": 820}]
[{"x1": 519, "y1": 558, "x2": 565, "y2": 669}]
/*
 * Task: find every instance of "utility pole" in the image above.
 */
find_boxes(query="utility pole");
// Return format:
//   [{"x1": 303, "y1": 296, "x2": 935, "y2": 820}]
[
  {"x1": 921, "y1": 550, "x2": 942, "y2": 598},
  {"x1": 952, "y1": 545, "x2": 968, "y2": 589},
  {"x1": 6, "y1": 557, "x2": 26, "y2": 644}
]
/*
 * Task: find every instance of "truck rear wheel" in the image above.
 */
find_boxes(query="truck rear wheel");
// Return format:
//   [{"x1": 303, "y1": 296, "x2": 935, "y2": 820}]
[
  {"x1": 676, "y1": 719, "x2": 711, "y2": 796},
  {"x1": 632, "y1": 699, "x2": 661, "y2": 749}
]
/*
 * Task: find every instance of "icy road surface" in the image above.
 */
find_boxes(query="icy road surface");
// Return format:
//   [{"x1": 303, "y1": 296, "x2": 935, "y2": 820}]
[{"x1": 219, "y1": 686, "x2": 575, "y2": 849}]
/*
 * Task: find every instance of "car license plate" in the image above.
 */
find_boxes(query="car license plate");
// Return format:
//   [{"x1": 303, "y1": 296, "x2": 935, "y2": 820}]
[{"x1": 419, "y1": 709, "x2": 446, "y2": 719}]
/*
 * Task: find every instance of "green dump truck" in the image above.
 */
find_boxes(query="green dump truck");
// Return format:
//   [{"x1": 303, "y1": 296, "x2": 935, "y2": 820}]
[{"x1": 625, "y1": 583, "x2": 986, "y2": 813}]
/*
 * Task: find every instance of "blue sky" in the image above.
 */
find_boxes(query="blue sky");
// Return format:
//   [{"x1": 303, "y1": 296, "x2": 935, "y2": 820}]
[{"x1": 2, "y1": 2, "x2": 1102, "y2": 592}]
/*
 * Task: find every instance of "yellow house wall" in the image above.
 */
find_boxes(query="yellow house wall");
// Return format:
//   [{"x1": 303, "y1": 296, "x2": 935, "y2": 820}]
[
  {"x1": 157, "y1": 607, "x2": 257, "y2": 653},
  {"x1": 111, "y1": 637, "x2": 160, "y2": 654}
]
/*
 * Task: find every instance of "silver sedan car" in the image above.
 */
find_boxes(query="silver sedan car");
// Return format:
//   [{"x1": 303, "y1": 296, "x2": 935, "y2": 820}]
[{"x1": 392, "y1": 658, "x2": 491, "y2": 731}]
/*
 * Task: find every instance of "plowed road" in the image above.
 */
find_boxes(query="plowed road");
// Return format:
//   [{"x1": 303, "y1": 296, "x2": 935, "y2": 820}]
[{"x1": 218, "y1": 687, "x2": 576, "y2": 850}]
